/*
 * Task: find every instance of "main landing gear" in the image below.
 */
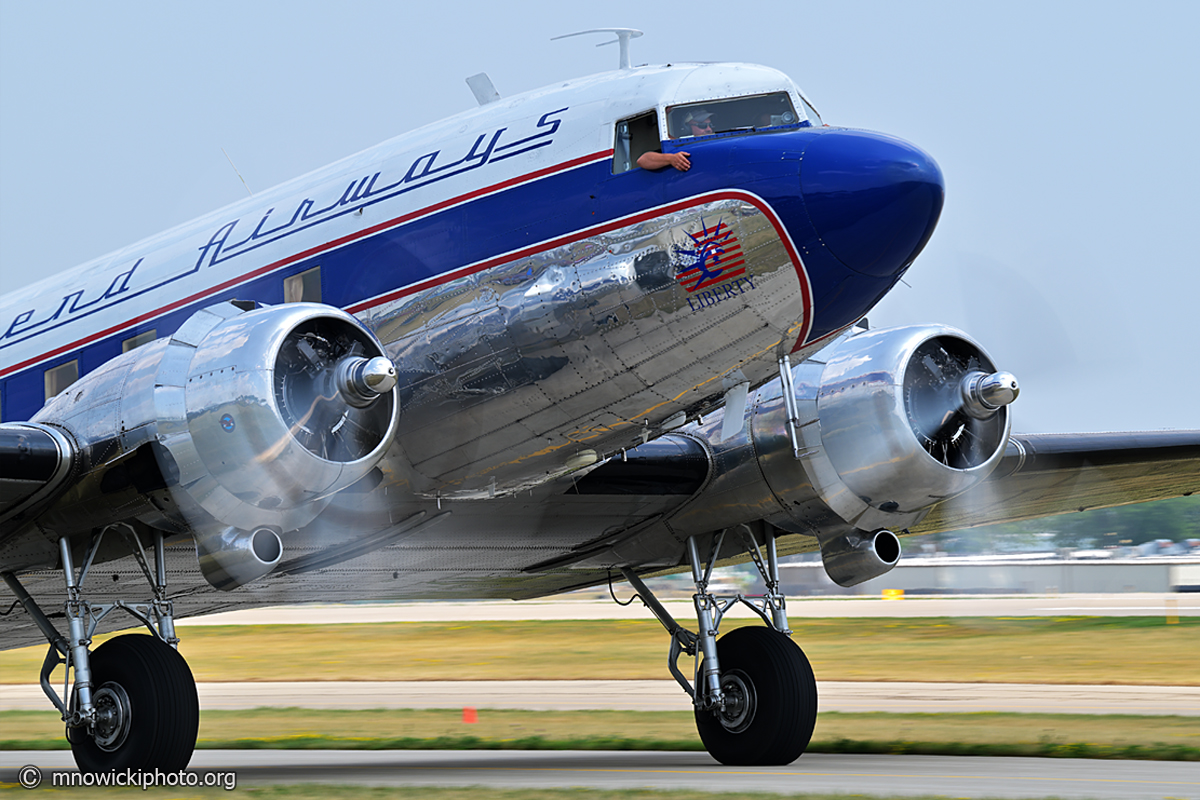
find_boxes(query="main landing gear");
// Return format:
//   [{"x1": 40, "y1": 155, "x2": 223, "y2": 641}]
[
  {"x1": 1, "y1": 526, "x2": 198, "y2": 772},
  {"x1": 619, "y1": 525, "x2": 817, "y2": 766}
]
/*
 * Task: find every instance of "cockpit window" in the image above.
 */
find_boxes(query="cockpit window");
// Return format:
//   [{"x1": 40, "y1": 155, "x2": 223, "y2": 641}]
[
  {"x1": 797, "y1": 94, "x2": 822, "y2": 126},
  {"x1": 613, "y1": 110, "x2": 661, "y2": 174},
  {"x1": 667, "y1": 92, "x2": 806, "y2": 139}
]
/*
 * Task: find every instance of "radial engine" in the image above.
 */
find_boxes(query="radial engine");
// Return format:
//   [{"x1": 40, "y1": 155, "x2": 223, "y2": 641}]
[
  {"x1": 13, "y1": 302, "x2": 399, "y2": 589},
  {"x1": 669, "y1": 324, "x2": 1019, "y2": 586}
]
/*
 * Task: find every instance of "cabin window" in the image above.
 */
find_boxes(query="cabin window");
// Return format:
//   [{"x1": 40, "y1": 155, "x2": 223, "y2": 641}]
[
  {"x1": 667, "y1": 92, "x2": 803, "y2": 139},
  {"x1": 44, "y1": 361, "x2": 79, "y2": 403},
  {"x1": 284, "y1": 266, "x2": 322, "y2": 303},
  {"x1": 122, "y1": 330, "x2": 157, "y2": 353},
  {"x1": 280, "y1": 266, "x2": 319, "y2": 303},
  {"x1": 612, "y1": 111, "x2": 661, "y2": 174}
]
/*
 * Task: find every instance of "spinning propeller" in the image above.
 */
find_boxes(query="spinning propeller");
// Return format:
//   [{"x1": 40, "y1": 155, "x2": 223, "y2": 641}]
[
  {"x1": 903, "y1": 337, "x2": 1018, "y2": 470},
  {"x1": 274, "y1": 319, "x2": 398, "y2": 463}
]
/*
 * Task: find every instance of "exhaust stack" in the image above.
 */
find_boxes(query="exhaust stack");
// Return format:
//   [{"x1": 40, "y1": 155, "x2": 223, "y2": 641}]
[
  {"x1": 820, "y1": 529, "x2": 901, "y2": 587},
  {"x1": 195, "y1": 526, "x2": 284, "y2": 591}
]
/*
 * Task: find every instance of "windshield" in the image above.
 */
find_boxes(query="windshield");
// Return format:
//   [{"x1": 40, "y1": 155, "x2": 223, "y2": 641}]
[{"x1": 667, "y1": 91, "x2": 808, "y2": 139}]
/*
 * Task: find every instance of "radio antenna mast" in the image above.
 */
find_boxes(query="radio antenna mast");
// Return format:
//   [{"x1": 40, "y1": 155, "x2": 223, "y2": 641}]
[
  {"x1": 551, "y1": 28, "x2": 644, "y2": 70},
  {"x1": 221, "y1": 147, "x2": 253, "y2": 196}
]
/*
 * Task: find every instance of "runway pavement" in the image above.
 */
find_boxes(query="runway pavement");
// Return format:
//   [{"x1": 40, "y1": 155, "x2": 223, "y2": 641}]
[
  {"x1": 4, "y1": 750, "x2": 1198, "y2": 799},
  {"x1": 173, "y1": 592, "x2": 1200, "y2": 625},
  {"x1": 5, "y1": 679, "x2": 1197, "y2": 714},
  {"x1": 7, "y1": 596, "x2": 1196, "y2": 798}
]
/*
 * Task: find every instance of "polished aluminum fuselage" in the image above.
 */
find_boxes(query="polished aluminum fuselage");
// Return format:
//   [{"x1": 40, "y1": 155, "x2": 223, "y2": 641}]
[
  {"x1": 1, "y1": 61, "x2": 956, "y2": 640},
  {"x1": 373, "y1": 191, "x2": 813, "y2": 497},
  {"x1": 3, "y1": 65, "x2": 831, "y2": 497}
]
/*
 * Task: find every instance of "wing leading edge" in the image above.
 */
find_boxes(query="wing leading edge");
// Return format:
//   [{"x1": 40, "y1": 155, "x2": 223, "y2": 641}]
[{"x1": 914, "y1": 430, "x2": 1200, "y2": 535}]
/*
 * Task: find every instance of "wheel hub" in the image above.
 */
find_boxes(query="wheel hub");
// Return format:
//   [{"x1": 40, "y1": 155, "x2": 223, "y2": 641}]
[
  {"x1": 90, "y1": 683, "x2": 132, "y2": 751},
  {"x1": 715, "y1": 669, "x2": 756, "y2": 733}
]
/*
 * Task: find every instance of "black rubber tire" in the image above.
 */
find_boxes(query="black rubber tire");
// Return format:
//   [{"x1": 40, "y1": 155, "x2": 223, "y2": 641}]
[
  {"x1": 70, "y1": 634, "x2": 199, "y2": 773},
  {"x1": 694, "y1": 626, "x2": 817, "y2": 766}
]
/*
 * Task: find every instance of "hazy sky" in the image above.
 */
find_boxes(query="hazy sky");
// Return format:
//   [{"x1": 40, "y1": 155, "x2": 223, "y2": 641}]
[{"x1": 1, "y1": 1, "x2": 1196, "y2": 434}]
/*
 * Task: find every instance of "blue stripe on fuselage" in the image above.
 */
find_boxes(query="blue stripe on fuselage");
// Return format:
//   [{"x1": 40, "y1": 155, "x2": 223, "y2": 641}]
[{"x1": 2, "y1": 129, "x2": 897, "y2": 422}]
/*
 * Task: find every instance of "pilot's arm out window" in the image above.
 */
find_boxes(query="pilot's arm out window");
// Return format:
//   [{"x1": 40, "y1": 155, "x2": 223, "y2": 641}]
[{"x1": 612, "y1": 110, "x2": 661, "y2": 174}]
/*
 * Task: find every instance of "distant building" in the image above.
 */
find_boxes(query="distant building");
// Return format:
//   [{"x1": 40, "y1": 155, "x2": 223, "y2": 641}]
[{"x1": 777, "y1": 555, "x2": 1200, "y2": 595}]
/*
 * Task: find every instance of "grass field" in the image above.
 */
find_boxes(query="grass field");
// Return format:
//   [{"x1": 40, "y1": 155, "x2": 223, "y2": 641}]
[
  {"x1": 4, "y1": 616, "x2": 1196, "y2": 762},
  {"x1": 2, "y1": 615, "x2": 1196, "y2": 684},
  {"x1": 4, "y1": 707, "x2": 1197, "y2": 760}
]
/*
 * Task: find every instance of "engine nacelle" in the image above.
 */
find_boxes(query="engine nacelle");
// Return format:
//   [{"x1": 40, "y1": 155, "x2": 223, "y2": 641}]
[
  {"x1": 734, "y1": 326, "x2": 1014, "y2": 542},
  {"x1": 663, "y1": 324, "x2": 1016, "y2": 586},
  {"x1": 153, "y1": 302, "x2": 399, "y2": 536},
  {"x1": 807, "y1": 325, "x2": 1014, "y2": 521},
  {"x1": 28, "y1": 301, "x2": 399, "y2": 584}
]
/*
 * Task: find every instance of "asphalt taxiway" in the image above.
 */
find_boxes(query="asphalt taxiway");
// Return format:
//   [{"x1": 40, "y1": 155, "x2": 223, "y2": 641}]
[
  {"x1": 4, "y1": 750, "x2": 1198, "y2": 799},
  {"x1": 173, "y1": 592, "x2": 1200, "y2": 625},
  {"x1": 5, "y1": 679, "x2": 1198, "y2": 714}
]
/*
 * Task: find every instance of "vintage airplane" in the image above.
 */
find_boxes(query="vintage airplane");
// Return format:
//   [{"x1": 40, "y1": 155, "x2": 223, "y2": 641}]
[{"x1": 2, "y1": 29, "x2": 1198, "y2": 771}]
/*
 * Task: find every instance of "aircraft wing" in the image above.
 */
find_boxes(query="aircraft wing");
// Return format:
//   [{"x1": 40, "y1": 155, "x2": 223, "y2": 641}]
[
  {"x1": 0, "y1": 425, "x2": 75, "y2": 536},
  {"x1": 913, "y1": 430, "x2": 1200, "y2": 534}
]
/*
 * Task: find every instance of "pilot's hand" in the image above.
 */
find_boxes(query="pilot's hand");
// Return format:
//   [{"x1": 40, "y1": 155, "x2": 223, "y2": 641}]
[
  {"x1": 667, "y1": 151, "x2": 691, "y2": 171},
  {"x1": 636, "y1": 150, "x2": 692, "y2": 172}
]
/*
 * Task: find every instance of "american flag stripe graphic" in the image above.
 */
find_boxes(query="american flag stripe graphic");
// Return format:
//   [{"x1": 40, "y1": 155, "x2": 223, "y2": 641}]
[{"x1": 675, "y1": 218, "x2": 745, "y2": 293}]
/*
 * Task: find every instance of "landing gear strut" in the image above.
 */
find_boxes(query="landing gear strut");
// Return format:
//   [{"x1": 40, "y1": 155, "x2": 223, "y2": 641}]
[
  {"x1": 620, "y1": 524, "x2": 817, "y2": 765},
  {"x1": 2, "y1": 525, "x2": 198, "y2": 772}
]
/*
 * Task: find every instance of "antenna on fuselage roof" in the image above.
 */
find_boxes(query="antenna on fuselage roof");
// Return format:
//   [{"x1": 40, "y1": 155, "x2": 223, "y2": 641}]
[
  {"x1": 220, "y1": 147, "x2": 253, "y2": 196},
  {"x1": 551, "y1": 28, "x2": 644, "y2": 70},
  {"x1": 466, "y1": 73, "x2": 501, "y2": 106}
]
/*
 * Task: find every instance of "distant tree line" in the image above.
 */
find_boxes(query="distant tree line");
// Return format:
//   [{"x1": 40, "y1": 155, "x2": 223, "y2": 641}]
[{"x1": 909, "y1": 495, "x2": 1200, "y2": 555}]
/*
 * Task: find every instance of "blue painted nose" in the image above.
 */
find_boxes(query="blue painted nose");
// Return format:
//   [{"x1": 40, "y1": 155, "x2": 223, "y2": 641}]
[{"x1": 800, "y1": 130, "x2": 944, "y2": 278}]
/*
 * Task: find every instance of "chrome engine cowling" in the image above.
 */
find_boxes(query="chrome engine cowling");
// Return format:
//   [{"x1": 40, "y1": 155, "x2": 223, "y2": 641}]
[
  {"x1": 772, "y1": 324, "x2": 1015, "y2": 584},
  {"x1": 153, "y1": 302, "x2": 400, "y2": 537},
  {"x1": 809, "y1": 325, "x2": 1014, "y2": 519},
  {"x1": 663, "y1": 324, "x2": 1017, "y2": 587},
  {"x1": 25, "y1": 301, "x2": 399, "y2": 586}
]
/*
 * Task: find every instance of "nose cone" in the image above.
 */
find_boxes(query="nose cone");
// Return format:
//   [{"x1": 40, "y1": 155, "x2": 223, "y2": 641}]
[{"x1": 801, "y1": 130, "x2": 944, "y2": 278}]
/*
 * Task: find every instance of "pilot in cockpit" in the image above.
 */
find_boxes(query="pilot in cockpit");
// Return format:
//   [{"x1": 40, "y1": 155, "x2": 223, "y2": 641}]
[
  {"x1": 676, "y1": 109, "x2": 710, "y2": 137},
  {"x1": 635, "y1": 108, "x2": 714, "y2": 172},
  {"x1": 679, "y1": 109, "x2": 714, "y2": 137},
  {"x1": 665, "y1": 108, "x2": 715, "y2": 139}
]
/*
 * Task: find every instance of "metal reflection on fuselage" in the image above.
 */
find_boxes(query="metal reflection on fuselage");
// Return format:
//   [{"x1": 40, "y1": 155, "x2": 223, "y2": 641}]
[{"x1": 367, "y1": 195, "x2": 810, "y2": 497}]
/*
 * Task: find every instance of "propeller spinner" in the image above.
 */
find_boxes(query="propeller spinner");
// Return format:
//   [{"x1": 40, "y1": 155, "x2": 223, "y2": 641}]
[{"x1": 904, "y1": 338, "x2": 1017, "y2": 470}]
